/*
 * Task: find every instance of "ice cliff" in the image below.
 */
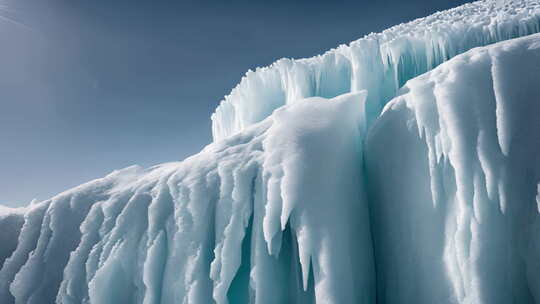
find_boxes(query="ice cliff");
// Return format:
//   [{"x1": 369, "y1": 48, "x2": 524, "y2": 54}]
[
  {"x1": 366, "y1": 33, "x2": 540, "y2": 303},
  {"x1": 2, "y1": 1, "x2": 540, "y2": 303}
]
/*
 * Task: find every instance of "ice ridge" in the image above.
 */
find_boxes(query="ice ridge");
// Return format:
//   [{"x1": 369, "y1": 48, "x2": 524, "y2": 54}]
[{"x1": 211, "y1": 0, "x2": 540, "y2": 141}]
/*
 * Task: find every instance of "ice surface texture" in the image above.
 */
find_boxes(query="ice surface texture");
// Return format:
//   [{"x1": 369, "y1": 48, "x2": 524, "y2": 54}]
[
  {"x1": 366, "y1": 33, "x2": 540, "y2": 304},
  {"x1": 211, "y1": 0, "x2": 540, "y2": 141},
  {"x1": 2, "y1": 1, "x2": 540, "y2": 303}
]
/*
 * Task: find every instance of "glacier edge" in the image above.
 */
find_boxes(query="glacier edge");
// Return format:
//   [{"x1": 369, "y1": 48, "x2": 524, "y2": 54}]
[{"x1": 2, "y1": 1, "x2": 540, "y2": 304}]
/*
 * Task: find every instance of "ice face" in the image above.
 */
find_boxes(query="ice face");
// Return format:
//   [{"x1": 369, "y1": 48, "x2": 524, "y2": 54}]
[
  {"x1": 366, "y1": 33, "x2": 540, "y2": 303},
  {"x1": 211, "y1": 0, "x2": 540, "y2": 141},
  {"x1": 2, "y1": 2, "x2": 540, "y2": 304}
]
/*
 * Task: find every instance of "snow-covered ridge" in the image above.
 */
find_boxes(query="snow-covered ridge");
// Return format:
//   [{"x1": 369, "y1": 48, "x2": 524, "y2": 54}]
[{"x1": 211, "y1": 0, "x2": 540, "y2": 140}]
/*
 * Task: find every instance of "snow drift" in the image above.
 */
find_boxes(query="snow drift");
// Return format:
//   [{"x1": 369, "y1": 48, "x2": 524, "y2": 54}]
[{"x1": 2, "y1": 1, "x2": 540, "y2": 303}]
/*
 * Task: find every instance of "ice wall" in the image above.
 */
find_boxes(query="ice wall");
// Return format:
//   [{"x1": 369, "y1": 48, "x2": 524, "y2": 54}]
[
  {"x1": 211, "y1": 0, "x2": 540, "y2": 141},
  {"x1": 366, "y1": 33, "x2": 540, "y2": 303},
  {"x1": 2, "y1": 2, "x2": 540, "y2": 304},
  {"x1": 0, "y1": 93, "x2": 374, "y2": 304}
]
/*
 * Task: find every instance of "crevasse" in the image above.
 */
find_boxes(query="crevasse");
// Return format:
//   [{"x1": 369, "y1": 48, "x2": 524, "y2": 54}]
[
  {"x1": 211, "y1": 0, "x2": 540, "y2": 141},
  {"x1": 2, "y1": 1, "x2": 540, "y2": 304}
]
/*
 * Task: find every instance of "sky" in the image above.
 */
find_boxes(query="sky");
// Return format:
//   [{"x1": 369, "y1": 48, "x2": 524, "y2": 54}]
[{"x1": 0, "y1": 0, "x2": 472, "y2": 207}]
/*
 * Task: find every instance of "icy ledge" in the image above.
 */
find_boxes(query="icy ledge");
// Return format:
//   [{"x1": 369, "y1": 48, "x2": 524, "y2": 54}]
[{"x1": 211, "y1": 0, "x2": 540, "y2": 141}]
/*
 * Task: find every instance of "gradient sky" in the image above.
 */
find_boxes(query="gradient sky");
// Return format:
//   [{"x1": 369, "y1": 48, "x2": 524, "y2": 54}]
[{"x1": 1, "y1": 0, "x2": 471, "y2": 207}]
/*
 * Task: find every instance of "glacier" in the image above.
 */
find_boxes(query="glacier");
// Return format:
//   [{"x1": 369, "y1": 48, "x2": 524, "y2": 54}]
[{"x1": 2, "y1": 1, "x2": 540, "y2": 303}]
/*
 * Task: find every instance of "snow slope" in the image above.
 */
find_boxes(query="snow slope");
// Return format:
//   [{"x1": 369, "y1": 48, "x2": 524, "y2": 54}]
[
  {"x1": 2, "y1": 1, "x2": 540, "y2": 304},
  {"x1": 212, "y1": 0, "x2": 540, "y2": 141}
]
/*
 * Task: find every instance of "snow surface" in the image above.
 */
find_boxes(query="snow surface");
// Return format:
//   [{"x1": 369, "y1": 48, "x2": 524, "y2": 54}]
[
  {"x1": 2, "y1": 1, "x2": 540, "y2": 304},
  {"x1": 211, "y1": 0, "x2": 540, "y2": 141}
]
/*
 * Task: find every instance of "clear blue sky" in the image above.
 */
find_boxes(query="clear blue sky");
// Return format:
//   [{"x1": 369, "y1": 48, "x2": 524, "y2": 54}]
[{"x1": 0, "y1": 0, "x2": 471, "y2": 206}]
